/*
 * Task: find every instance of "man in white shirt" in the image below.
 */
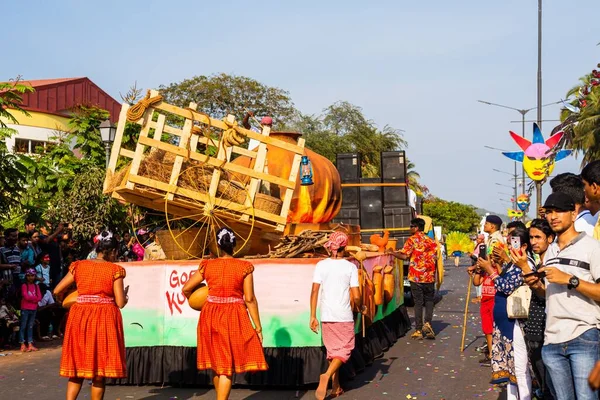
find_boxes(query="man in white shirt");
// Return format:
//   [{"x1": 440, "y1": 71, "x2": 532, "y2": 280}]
[
  {"x1": 550, "y1": 173, "x2": 596, "y2": 236},
  {"x1": 525, "y1": 192, "x2": 600, "y2": 399},
  {"x1": 310, "y1": 231, "x2": 363, "y2": 400}
]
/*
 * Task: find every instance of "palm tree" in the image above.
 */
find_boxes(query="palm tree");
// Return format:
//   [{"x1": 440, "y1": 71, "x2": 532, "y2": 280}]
[
  {"x1": 559, "y1": 70, "x2": 600, "y2": 166},
  {"x1": 406, "y1": 158, "x2": 426, "y2": 195}
]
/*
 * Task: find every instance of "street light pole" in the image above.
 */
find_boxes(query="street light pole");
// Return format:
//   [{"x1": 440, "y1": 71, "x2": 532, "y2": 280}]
[
  {"x1": 493, "y1": 168, "x2": 518, "y2": 210},
  {"x1": 536, "y1": 0, "x2": 543, "y2": 217}
]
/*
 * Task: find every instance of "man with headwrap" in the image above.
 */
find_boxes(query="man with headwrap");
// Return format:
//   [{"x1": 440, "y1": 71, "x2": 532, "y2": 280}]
[
  {"x1": 310, "y1": 231, "x2": 363, "y2": 400},
  {"x1": 388, "y1": 218, "x2": 438, "y2": 340}
]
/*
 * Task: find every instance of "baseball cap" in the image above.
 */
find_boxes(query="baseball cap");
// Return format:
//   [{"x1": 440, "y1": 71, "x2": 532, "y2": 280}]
[
  {"x1": 543, "y1": 192, "x2": 575, "y2": 212},
  {"x1": 485, "y1": 215, "x2": 503, "y2": 226}
]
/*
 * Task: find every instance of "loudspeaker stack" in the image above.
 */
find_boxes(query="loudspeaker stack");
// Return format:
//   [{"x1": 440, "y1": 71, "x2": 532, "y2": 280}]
[{"x1": 333, "y1": 151, "x2": 415, "y2": 245}]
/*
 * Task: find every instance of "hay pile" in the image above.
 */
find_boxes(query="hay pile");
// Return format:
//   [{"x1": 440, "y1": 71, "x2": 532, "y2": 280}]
[{"x1": 107, "y1": 150, "x2": 242, "y2": 201}]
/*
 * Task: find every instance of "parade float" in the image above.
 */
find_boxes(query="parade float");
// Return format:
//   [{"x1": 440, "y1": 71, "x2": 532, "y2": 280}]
[{"x1": 101, "y1": 91, "x2": 411, "y2": 386}]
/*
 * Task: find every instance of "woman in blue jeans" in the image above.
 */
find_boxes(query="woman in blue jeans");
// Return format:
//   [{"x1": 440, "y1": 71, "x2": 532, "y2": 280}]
[{"x1": 20, "y1": 269, "x2": 42, "y2": 352}]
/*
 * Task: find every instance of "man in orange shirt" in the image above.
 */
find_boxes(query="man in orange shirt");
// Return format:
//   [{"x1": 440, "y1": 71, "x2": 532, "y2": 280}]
[{"x1": 388, "y1": 218, "x2": 438, "y2": 339}]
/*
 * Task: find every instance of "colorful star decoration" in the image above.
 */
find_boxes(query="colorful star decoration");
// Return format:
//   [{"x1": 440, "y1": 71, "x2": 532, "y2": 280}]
[{"x1": 502, "y1": 123, "x2": 572, "y2": 181}]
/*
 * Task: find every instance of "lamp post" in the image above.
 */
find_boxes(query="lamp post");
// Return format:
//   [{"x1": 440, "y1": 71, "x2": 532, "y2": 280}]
[
  {"x1": 99, "y1": 119, "x2": 117, "y2": 168},
  {"x1": 478, "y1": 99, "x2": 561, "y2": 192},
  {"x1": 484, "y1": 145, "x2": 519, "y2": 212},
  {"x1": 493, "y1": 168, "x2": 519, "y2": 210}
]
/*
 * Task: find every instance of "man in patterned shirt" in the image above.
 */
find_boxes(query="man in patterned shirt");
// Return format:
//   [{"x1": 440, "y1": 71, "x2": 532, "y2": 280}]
[{"x1": 388, "y1": 218, "x2": 438, "y2": 339}]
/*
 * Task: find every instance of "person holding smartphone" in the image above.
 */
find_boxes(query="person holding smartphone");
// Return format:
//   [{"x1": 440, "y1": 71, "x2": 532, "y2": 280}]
[
  {"x1": 510, "y1": 219, "x2": 555, "y2": 399},
  {"x1": 478, "y1": 226, "x2": 533, "y2": 400}
]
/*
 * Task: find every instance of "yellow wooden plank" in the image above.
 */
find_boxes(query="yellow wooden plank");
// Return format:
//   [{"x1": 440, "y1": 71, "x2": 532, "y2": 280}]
[
  {"x1": 207, "y1": 114, "x2": 231, "y2": 203},
  {"x1": 103, "y1": 103, "x2": 130, "y2": 192},
  {"x1": 186, "y1": 103, "x2": 201, "y2": 177},
  {"x1": 279, "y1": 137, "x2": 305, "y2": 228},
  {"x1": 125, "y1": 108, "x2": 153, "y2": 190},
  {"x1": 246, "y1": 124, "x2": 270, "y2": 206},
  {"x1": 232, "y1": 145, "x2": 257, "y2": 159},
  {"x1": 151, "y1": 101, "x2": 304, "y2": 154},
  {"x1": 119, "y1": 148, "x2": 135, "y2": 159},
  {"x1": 154, "y1": 113, "x2": 166, "y2": 140},
  {"x1": 137, "y1": 136, "x2": 296, "y2": 189},
  {"x1": 166, "y1": 101, "x2": 196, "y2": 201}
]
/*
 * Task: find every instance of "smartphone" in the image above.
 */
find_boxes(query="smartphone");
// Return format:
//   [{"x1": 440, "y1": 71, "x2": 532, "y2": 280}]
[
  {"x1": 478, "y1": 244, "x2": 487, "y2": 260},
  {"x1": 510, "y1": 236, "x2": 521, "y2": 250},
  {"x1": 125, "y1": 285, "x2": 130, "y2": 295}
]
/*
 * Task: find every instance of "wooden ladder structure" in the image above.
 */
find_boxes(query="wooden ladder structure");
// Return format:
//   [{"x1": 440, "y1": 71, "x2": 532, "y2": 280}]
[{"x1": 103, "y1": 90, "x2": 305, "y2": 233}]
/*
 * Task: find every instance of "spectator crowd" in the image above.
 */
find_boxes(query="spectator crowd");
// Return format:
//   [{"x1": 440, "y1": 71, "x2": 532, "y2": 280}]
[
  {"x1": 0, "y1": 221, "x2": 165, "y2": 352},
  {"x1": 464, "y1": 159, "x2": 600, "y2": 400}
]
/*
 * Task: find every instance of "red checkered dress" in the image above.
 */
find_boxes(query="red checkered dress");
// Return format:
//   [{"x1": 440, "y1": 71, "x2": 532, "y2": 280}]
[
  {"x1": 196, "y1": 258, "x2": 268, "y2": 375},
  {"x1": 59, "y1": 260, "x2": 127, "y2": 379}
]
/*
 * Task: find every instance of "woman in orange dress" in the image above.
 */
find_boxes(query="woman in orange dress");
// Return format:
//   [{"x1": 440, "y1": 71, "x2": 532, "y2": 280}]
[
  {"x1": 53, "y1": 232, "x2": 128, "y2": 400},
  {"x1": 183, "y1": 227, "x2": 267, "y2": 400}
]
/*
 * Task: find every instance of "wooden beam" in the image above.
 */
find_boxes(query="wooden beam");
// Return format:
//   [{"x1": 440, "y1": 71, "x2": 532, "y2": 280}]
[
  {"x1": 151, "y1": 101, "x2": 304, "y2": 154},
  {"x1": 279, "y1": 137, "x2": 305, "y2": 230},
  {"x1": 166, "y1": 101, "x2": 196, "y2": 201},
  {"x1": 246, "y1": 124, "x2": 270, "y2": 207},
  {"x1": 103, "y1": 103, "x2": 129, "y2": 192},
  {"x1": 119, "y1": 148, "x2": 135, "y2": 159},
  {"x1": 137, "y1": 136, "x2": 296, "y2": 189},
  {"x1": 125, "y1": 107, "x2": 153, "y2": 190},
  {"x1": 207, "y1": 114, "x2": 232, "y2": 208}
]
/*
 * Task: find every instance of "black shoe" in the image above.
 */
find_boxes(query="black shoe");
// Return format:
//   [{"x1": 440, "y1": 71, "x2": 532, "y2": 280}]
[
  {"x1": 478, "y1": 355, "x2": 491, "y2": 366},
  {"x1": 422, "y1": 323, "x2": 435, "y2": 340}
]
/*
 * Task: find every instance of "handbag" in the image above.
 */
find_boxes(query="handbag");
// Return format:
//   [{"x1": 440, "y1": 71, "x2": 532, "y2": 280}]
[{"x1": 507, "y1": 284, "x2": 531, "y2": 319}]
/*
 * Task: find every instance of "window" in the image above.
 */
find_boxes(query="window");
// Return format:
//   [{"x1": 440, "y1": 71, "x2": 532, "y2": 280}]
[
  {"x1": 14, "y1": 138, "x2": 29, "y2": 153},
  {"x1": 13, "y1": 139, "x2": 51, "y2": 154}
]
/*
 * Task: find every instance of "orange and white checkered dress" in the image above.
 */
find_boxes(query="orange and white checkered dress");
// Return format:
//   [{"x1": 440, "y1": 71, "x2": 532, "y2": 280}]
[
  {"x1": 59, "y1": 260, "x2": 127, "y2": 379},
  {"x1": 196, "y1": 258, "x2": 268, "y2": 376}
]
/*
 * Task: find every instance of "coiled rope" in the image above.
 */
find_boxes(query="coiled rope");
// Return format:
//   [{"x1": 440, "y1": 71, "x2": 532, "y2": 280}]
[{"x1": 126, "y1": 90, "x2": 163, "y2": 122}]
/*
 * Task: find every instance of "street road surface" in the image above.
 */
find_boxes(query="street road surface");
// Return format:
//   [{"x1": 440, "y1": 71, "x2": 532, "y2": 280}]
[{"x1": 0, "y1": 257, "x2": 506, "y2": 399}]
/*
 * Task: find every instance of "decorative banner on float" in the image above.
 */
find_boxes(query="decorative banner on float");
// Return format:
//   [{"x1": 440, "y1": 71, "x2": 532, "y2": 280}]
[
  {"x1": 516, "y1": 194, "x2": 530, "y2": 212},
  {"x1": 118, "y1": 256, "x2": 402, "y2": 349},
  {"x1": 502, "y1": 123, "x2": 572, "y2": 181}
]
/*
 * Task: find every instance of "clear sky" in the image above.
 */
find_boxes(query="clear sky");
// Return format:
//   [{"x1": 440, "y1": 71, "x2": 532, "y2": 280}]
[{"x1": 3, "y1": 0, "x2": 598, "y2": 215}]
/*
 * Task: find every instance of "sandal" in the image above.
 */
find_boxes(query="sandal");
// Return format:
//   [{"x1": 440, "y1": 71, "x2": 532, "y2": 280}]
[{"x1": 330, "y1": 388, "x2": 345, "y2": 398}]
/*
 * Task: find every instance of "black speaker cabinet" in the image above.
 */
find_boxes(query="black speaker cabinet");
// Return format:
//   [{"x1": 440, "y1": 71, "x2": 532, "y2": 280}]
[
  {"x1": 383, "y1": 206, "x2": 414, "y2": 229},
  {"x1": 390, "y1": 231, "x2": 412, "y2": 251},
  {"x1": 332, "y1": 208, "x2": 360, "y2": 226},
  {"x1": 336, "y1": 153, "x2": 361, "y2": 182},
  {"x1": 341, "y1": 185, "x2": 360, "y2": 209},
  {"x1": 383, "y1": 185, "x2": 408, "y2": 208},
  {"x1": 381, "y1": 151, "x2": 407, "y2": 181},
  {"x1": 359, "y1": 178, "x2": 383, "y2": 230}
]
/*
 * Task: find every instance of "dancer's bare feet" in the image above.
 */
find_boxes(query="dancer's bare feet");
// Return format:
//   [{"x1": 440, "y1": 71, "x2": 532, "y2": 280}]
[{"x1": 315, "y1": 373, "x2": 329, "y2": 399}]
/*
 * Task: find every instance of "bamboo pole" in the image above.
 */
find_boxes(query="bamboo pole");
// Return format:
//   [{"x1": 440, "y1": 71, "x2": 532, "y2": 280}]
[
  {"x1": 361, "y1": 261, "x2": 366, "y2": 338},
  {"x1": 460, "y1": 275, "x2": 473, "y2": 352}
]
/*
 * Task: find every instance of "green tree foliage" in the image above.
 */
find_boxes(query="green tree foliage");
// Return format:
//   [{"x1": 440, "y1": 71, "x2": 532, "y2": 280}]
[
  {"x1": 69, "y1": 106, "x2": 110, "y2": 166},
  {"x1": 284, "y1": 101, "x2": 408, "y2": 177},
  {"x1": 559, "y1": 66, "x2": 600, "y2": 166},
  {"x1": 159, "y1": 73, "x2": 296, "y2": 127},
  {"x1": 0, "y1": 78, "x2": 34, "y2": 220},
  {"x1": 0, "y1": 77, "x2": 34, "y2": 137},
  {"x1": 45, "y1": 167, "x2": 128, "y2": 244},
  {"x1": 423, "y1": 197, "x2": 480, "y2": 233}
]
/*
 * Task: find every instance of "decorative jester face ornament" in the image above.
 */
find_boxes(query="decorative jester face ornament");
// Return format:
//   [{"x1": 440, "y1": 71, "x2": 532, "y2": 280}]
[
  {"x1": 502, "y1": 123, "x2": 572, "y2": 181},
  {"x1": 516, "y1": 194, "x2": 530, "y2": 212},
  {"x1": 507, "y1": 209, "x2": 524, "y2": 219}
]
